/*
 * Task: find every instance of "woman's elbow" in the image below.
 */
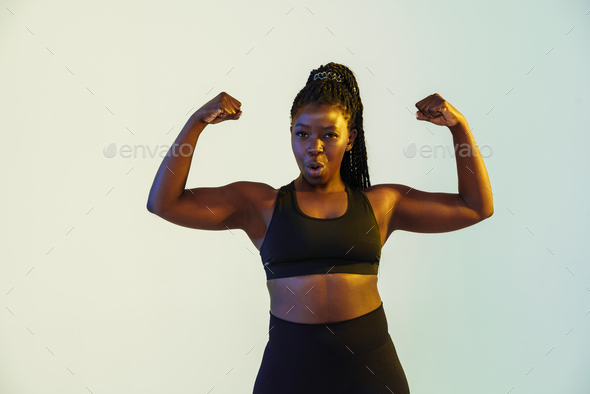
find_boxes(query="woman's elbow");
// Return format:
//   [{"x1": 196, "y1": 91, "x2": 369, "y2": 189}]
[{"x1": 479, "y1": 205, "x2": 494, "y2": 220}]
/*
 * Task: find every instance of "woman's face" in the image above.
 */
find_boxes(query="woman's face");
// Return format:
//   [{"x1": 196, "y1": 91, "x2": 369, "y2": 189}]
[{"x1": 291, "y1": 104, "x2": 356, "y2": 186}]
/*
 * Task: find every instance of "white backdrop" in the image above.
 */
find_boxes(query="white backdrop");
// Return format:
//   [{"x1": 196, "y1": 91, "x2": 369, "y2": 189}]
[{"x1": 1, "y1": 0, "x2": 589, "y2": 393}]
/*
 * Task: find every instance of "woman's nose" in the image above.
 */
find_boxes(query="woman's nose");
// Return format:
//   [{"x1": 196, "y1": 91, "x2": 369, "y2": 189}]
[{"x1": 307, "y1": 136, "x2": 323, "y2": 154}]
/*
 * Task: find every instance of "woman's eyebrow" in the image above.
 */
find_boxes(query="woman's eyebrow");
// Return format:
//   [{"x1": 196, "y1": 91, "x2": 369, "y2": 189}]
[{"x1": 295, "y1": 123, "x2": 337, "y2": 130}]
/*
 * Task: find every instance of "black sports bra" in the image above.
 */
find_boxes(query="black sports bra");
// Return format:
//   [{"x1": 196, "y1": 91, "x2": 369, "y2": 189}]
[{"x1": 259, "y1": 180, "x2": 382, "y2": 280}]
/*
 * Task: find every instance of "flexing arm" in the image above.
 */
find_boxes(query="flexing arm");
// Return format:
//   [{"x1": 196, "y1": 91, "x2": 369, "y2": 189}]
[
  {"x1": 388, "y1": 93, "x2": 493, "y2": 234},
  {"x1": 146, "y1": 92, "x2": 249, "y2": 231}
]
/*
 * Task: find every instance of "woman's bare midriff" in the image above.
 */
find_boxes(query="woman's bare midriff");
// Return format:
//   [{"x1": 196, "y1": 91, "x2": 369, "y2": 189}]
[{"x1": 266, "y1": 272, "x2": 382, "y2": 324}]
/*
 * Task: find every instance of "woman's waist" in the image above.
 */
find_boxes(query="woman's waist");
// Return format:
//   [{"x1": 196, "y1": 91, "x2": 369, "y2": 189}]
[{"x1": 267, "y1": 273, "x2": 381, "y2": 324}]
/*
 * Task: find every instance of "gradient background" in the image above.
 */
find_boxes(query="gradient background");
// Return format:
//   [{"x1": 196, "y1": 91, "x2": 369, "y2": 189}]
[{"x1": 1, "y1": 0, "x2": 589, "y2": 393}]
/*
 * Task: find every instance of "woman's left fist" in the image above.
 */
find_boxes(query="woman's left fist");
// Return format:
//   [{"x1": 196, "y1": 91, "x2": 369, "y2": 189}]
[{"x1": 415, "y1": 93, "x2": 465, "y2": 127}]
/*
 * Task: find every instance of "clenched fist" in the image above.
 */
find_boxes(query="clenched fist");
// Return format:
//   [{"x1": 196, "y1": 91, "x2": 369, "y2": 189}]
[
  {"x1": 194, "y1": 92, "x2": 242, "y2": 124},
  {"x1": 415, "y1": 93, "x2": 465, "y2": 127}
]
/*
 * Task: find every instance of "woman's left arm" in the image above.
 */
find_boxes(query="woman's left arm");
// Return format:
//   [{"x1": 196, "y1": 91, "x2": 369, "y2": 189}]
[{"x1": 388, "y1": 93, "x2": 493, "y2": 234}]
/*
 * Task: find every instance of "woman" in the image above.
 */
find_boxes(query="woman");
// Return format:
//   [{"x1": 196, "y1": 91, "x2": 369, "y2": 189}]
[{"x1": 147, "y1": 62, "x2": 493, "y2": 394}]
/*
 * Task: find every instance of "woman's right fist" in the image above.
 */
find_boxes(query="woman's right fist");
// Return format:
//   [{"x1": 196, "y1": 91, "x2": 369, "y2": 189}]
[{"x1": 195, "y1": 92, "x2": 242, "y2": 124}]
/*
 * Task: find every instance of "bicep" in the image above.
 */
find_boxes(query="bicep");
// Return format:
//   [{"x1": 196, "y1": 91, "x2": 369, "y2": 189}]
[
  {"x1": 151, "y1": 181, "x2": 254, "y2": 231},
  {"x1": 390, "y1": 185, "x2": 485, "y2": 233}
]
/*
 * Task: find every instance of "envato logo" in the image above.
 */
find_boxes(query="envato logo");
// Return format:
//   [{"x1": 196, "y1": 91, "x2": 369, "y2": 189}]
[
  {"x1": 102, "y1": 143, "x2": 194, "y2": 158},
  {"x1": 403, "y1": 142, "x2": 493, "y2": 158}
]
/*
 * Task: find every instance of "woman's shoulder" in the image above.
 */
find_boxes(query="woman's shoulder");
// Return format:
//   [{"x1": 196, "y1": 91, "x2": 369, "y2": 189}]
[
  {"x1": 233, "y1": 181, "x2": 282, "y2": 207},
  {"x1": 233, "y1": 180, "x2": 277, "y2": 195}
]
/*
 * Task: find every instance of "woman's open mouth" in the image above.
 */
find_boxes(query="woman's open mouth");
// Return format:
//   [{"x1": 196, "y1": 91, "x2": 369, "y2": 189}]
[{"x1": 307, "y1": 162, "x2": 324, "y2": 176}]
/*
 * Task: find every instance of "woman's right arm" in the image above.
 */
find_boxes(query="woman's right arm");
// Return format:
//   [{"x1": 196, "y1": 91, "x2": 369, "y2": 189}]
[{"x1": 146, "y1": 92, "x2": 252, "y2": 231}]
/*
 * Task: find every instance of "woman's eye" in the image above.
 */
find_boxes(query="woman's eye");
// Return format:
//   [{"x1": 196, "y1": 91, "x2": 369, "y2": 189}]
[{"x1": 295, "y1": 132, "x2": 337, "y2": 138}]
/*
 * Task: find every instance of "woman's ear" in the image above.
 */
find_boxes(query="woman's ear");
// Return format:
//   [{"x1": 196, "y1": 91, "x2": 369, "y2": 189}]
[{"x1": 348, "y1": 128, "x2": 357, "y2": 147}]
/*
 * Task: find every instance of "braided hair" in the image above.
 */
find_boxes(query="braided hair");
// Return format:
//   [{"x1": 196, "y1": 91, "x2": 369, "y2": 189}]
[{"x1": 290, "y1": 62, "x2": 371, "y2": 190}]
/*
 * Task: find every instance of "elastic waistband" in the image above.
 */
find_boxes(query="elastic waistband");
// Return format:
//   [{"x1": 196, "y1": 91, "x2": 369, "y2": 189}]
[{"x1": 266, "y1": 301, "x2": 389, "y2": 360}]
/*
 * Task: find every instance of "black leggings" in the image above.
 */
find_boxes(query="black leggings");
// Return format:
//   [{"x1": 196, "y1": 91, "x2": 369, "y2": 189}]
[{"x1": 253, "y1": 302, "x2": 410, "y2": 394}]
